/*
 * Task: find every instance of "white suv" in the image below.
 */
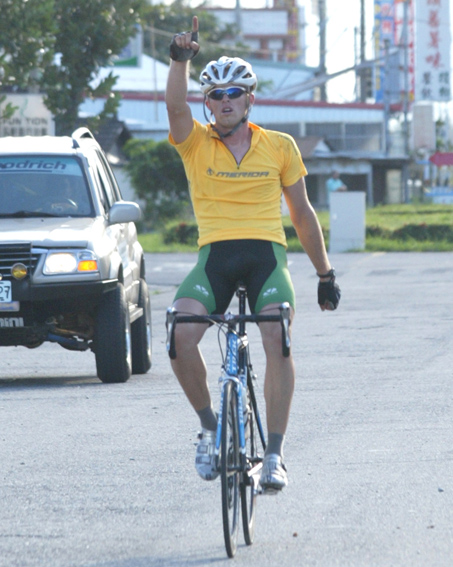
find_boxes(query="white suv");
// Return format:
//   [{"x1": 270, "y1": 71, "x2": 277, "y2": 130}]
[{"x1": 0, "y1": 128, "x2": 152, "y2": 383}]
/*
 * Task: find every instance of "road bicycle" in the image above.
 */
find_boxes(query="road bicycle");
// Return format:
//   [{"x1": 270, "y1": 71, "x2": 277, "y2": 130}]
[{"x1": 166, "y1": 283, "x2": 291, "y2": 558}]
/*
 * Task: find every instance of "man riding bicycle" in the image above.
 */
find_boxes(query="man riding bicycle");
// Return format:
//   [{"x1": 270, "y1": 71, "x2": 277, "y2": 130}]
[{"x1": 165, "y1": 16, "x2": 340, "y2": 492}]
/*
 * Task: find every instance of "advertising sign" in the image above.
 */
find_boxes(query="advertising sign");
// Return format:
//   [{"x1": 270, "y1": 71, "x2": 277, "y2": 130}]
[
  {"x1": 373, "y1": 0, "x2": 415, "y2": 104},
  {"x1": 0, "y1": 94, "x2": 55, "y2": 137},
  {"x1": 374, "y1": 0, "x2": 396, "y2": 103},
  {"x1": 414, "y1": 0, "x2": 451, "y2": 101}
]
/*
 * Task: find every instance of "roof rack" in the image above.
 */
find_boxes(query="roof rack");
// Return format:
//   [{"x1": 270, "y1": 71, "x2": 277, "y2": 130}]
[
  {"x1": 71, "y1": 126, "x2": 95, "y2": 148},
  {"x1": 71, "y1": 127, "x2": 96, "y2": 148},
  {"x1": 72, "y1": 127, "x2": 95, "y2": 140}
]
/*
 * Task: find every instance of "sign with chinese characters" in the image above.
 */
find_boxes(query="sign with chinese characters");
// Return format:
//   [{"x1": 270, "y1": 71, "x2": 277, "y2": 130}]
[
  {"x1": 394, "y1": 0, "x2": 415, "y2": 101},
  {"x1": 374, "y1": 0, "x2": 396, "y2": 103},
  {"x1": 0, "y1": 94, "x2": 55, "y2": 137},
  {"x1": 373, "y1": 0, "x2": 415, "y2": 104},
  {"x1": 415, "y1": 0, "x2": 451, "y2": 101}
]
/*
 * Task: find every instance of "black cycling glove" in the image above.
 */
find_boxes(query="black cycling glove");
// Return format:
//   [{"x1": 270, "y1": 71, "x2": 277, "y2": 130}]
[
  {"x1": 318, "y1": 276, "x2": 341, "y2": 310},
  {"x1": 169, "y1": 31, "x2": 199, "y2": 61}
]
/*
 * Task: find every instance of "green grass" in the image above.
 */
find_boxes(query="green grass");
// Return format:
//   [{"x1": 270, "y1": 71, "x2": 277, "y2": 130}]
[
  {"x1": 138, "y1": 231, "x2": 198, "y2": 253},
  {"x1": 138, "y1": 203, "x2": 453, "y2": 253},
  {"x1": 365, "y1": 203, "x2": 453, "y2": 230},
  {"x1": 365, "y1": 203, "x2": 453, "y2": 251}
]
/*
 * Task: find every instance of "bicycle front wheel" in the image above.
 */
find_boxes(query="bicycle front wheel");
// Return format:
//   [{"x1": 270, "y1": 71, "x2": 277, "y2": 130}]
[
  {"x1": 221, "y1": 380, "x2": 240, "y2": 558},
  {"x1": 241, "y1": 404, "x2": 257, "y2": 545},
  {"x1": 241, "y1": 383, "x2": 265, "y2": 546}
]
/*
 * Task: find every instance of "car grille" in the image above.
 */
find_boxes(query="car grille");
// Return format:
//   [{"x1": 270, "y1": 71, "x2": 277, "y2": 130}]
[{"x1": 0, "y1": 243, "x2": 41, "y2": 281}]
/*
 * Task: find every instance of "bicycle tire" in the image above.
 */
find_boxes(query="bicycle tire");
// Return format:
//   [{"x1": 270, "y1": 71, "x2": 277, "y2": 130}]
[
  {"x1": 241, "y1": 401, "x2": 257, "y2": 545},
  {"x1": 241, "y1": 371, "x2": 266, "y2": 545},
  {"x1": 221, "y1": 380, "x2": 240, "y2": 558}
]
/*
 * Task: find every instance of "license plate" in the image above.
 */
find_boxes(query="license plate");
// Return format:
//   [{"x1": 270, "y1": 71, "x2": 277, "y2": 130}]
[
  {"x1": 0, "y1": 301, "x2": 20, "y2": 312},
  {"x1": 0, "y1": 281, "x2": 12, "y2": 303}
]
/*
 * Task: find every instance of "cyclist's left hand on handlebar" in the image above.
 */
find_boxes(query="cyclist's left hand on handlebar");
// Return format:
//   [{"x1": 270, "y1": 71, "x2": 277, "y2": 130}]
[{"x1": 318, "y1": 277, "x2": 341, "y2": 311}]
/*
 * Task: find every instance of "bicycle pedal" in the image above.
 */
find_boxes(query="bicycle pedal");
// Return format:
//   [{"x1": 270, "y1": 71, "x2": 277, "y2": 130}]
[{"x1": 261, "y1": 487, "x2": 280, "y2": 496}]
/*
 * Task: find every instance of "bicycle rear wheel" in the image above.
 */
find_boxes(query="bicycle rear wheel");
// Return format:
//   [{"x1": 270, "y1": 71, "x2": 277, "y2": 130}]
[
  {"x1": 221, "y1": 381, "x2": 240, "y2": 558},
  {"x1": 241, "y1": 383, "x2": 265, "y2": 545}
]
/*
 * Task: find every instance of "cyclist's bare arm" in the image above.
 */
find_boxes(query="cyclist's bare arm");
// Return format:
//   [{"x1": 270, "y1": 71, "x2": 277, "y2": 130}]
[
  {"x1": 165, "y1": 16, "x2": 199, "y2": 144},
  {"x1": 283, "y1": 177, "x2": 332, "y2": 277}
]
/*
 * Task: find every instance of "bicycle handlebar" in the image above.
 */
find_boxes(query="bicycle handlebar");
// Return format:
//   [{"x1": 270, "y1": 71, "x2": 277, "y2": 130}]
[{"x1": 166, "y1": 303, "x2": 291, "y2": 360}]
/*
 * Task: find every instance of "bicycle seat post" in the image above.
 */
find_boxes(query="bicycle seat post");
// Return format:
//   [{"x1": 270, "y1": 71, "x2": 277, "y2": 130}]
[{"x1": 235, "y1": 283, "x2": 247, "y2": 336}]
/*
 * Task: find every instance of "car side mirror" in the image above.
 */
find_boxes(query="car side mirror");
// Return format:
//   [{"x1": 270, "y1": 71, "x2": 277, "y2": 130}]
[{"x1": 108, "y1": 201, "x2": 142, "y2": 225}]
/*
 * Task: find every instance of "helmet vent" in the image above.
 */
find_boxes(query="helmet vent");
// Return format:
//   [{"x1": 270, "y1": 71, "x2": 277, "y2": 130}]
[
  {"x1": 222, "y1": 62, "x2": 233, "y2": 79},
  {"x1": 232, "y1": 66, "x2": 246, "y2": 80}
]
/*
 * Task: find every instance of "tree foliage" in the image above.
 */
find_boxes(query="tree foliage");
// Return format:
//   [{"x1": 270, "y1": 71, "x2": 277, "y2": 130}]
[
  {"x1": 0, "y1": 0, "x2": 147, "y2": 134},
  {"x1": 142, "y1": 0, "x2": 249, "y2": 78},
  {"x1": 43, "y1": 0, "x2": 147, "y2": 134},
  {"x1": 0, "y1": 95, "x2": 17, "y2": 121},
  {"x1": 123, "y1": 138, "x2": 190, "y2": 228},
  {"x1": 0, "y1": 0, "x2": 56, "y2": 91}
]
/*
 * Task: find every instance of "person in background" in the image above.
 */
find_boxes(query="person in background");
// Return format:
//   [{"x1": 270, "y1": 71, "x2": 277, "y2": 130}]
[{"x1": 326, "y1": 170, "x2": 347, "y2": 205}]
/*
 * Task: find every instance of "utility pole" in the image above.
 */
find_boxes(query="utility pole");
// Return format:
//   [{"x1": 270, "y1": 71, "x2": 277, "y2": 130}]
[
  {"x1": 319, "y1": 0, "x2": 327, "y2": 101},
  {"x1": 235, "y1": 0, "x2": 243, "y2": 42},
  {"x1": 383, "y1": 39, "x2": 391, "y2": 155},
  {"x1": 401, "y1": 0, "x2": 410, "y2": 203},
  {"x1": 150, "y1": 25, "x2": 159, "y2": 123},
  {"x1": 359, "y1": 0, "x2": 366, "y2": 101}
]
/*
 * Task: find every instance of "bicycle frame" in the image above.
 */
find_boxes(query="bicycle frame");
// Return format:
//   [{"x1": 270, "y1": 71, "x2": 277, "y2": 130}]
[
  {"x1": 215, "y1": 310, "x2": 260, "y2": 471},
  {"x1": 214, "y1": 286, "x2": 268, "y2": 474}
]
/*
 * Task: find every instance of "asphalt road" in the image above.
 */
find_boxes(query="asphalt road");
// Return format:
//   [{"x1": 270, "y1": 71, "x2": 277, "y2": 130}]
[{"x1": 1, "y1": 251, "x2": 453, "y2": 566}]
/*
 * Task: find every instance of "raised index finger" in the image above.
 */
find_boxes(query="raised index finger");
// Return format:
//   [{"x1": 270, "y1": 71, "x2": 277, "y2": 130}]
[{"x1": 191, "y1": 15, "x2": 199, "y2": 43}]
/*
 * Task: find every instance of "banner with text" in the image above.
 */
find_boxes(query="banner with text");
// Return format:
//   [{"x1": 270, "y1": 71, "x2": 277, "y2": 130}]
[{"x1": 414, "y1": 0, "x2": 451, "y2": 102}]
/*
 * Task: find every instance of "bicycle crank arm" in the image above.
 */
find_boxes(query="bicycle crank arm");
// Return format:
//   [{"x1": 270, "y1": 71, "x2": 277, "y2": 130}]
[{"x1": 247, "y1": 462, "x2": 263, "y2": 486}]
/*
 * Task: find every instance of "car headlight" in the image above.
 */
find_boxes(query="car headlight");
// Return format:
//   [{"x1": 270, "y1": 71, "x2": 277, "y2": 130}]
[{"x1": 43, "y1": 251, "x2": 99, "y2": 275}]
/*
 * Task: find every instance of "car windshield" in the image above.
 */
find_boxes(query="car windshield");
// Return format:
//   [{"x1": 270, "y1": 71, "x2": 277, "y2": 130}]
[{"x1": 0, "y1": 156, "x2": 94, "y2": 218}]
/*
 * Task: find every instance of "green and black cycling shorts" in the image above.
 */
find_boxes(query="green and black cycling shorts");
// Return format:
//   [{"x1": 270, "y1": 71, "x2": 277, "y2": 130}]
[{"x1": 174, "y1": 239, "x2": 295, "y2": 314}]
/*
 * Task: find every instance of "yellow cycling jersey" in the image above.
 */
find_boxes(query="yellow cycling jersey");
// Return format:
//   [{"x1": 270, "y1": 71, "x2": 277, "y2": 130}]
[{"x1": 169, "y1": 120, "x2": 307, "y2": 248}]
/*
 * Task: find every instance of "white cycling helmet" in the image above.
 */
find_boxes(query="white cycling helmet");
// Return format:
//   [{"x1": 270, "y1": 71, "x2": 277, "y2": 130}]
[{"x1": 199, "y1": 56, "x2": 257, "y2": 94}]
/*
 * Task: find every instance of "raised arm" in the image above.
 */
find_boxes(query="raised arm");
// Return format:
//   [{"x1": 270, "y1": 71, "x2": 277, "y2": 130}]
[{"x1": 165, "y1": 16, "x2": 199, "y2": 144}]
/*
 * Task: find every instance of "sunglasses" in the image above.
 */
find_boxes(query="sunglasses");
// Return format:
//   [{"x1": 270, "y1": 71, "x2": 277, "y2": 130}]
[{"x1": 207, "y1": 87, "x2": 247, "y2": 101}]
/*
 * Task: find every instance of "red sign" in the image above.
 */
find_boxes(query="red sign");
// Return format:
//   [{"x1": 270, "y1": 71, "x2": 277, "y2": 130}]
[{"x1": 429, "y1": 152, "x2": 453, "y2": 166}]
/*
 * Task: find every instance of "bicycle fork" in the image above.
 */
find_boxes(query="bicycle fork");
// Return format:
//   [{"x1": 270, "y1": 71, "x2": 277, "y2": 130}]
[{"x1": 215, "y1": 331, "x2": 248, "y2": 464}]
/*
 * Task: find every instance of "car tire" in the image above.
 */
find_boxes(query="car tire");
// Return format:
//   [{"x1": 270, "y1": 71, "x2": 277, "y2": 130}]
[
  {"x1": 131, "y1": 278, "x2": 152, "y2": 374},
  {"x1": 94, "y1": 282, "x2": 132, "y2": 383}
]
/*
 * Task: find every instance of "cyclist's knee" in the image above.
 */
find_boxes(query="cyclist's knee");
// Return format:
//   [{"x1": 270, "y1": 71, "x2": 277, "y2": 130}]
[
  {"x1": 173, "y1": 296, "x2": 208, "y2": 315},
  {"x1": 168, "y1": 297, "x2": 209, "y2": 357},
  {"x1": 259, "y1": 323, "x2": 285, "y2": 355},
  {"x1": 174, "y1": 321, "x2": 207, "y2": 350},
  {"x1": 259, "y1": 304, "x2": 293, "y2": 346}
]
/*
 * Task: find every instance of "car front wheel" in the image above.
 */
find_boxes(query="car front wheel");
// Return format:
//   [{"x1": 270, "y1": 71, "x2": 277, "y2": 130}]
[
  {"x1": 94, "y1": 283, "x2": 132, "y2": 383},
  {"x1": 131, "y1": 278, "x2": 152, "y2": 374}
]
